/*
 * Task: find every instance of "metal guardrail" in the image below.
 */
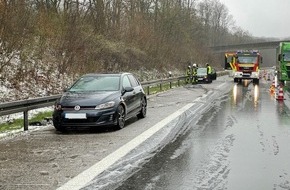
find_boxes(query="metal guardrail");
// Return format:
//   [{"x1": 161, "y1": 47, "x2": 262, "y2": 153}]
[
  {"x1": 0, "y1": 71, "x2": 228, "y2": 131},
  {"x1": 0, "y1": 95, "x2": 62, "y2": 130},
  {"x1": 142, "y1": 76, "x2": 185, "y2": 95}
]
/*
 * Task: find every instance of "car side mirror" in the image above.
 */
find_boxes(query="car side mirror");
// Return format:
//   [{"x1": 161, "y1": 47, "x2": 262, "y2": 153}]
[{"x1": 122, "y1": 86, "x2": 134, "y2": 95}]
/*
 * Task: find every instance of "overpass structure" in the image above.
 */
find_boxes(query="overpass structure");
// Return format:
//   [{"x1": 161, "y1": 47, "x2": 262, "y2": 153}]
[{"x1": 210, "y1": 40, "x2": 290, "y2": 53}]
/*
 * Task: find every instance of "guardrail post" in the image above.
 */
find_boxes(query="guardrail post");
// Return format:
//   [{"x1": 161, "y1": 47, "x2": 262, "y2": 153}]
[
  {"x1": 147, "y1": 86, "x2": 150, "y2": 95},
  {"x1": 159, "y1": 84, "x2": 162, "y2": 91},
  {"x1": 24, "y1": 111, "x2": 29, "y2": 131},
  {"x1": 170, "y1": 81, "x2": 172, "y2": 89}
]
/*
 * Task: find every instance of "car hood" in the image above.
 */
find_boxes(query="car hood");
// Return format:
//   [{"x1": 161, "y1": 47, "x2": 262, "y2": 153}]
[{"x1": 59, "y1": 91, "x2": 120, "y2": 106}]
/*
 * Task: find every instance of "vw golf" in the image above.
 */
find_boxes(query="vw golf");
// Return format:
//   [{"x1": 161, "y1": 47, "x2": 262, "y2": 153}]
[{"x1": 52, "y1": 73, "x2": 147, "y2": 132}]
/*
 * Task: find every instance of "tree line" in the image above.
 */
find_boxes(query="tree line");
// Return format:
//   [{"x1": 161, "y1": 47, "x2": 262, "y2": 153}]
[{"x1": 0, "y1": 0, "x2": 262, "y2": 85}]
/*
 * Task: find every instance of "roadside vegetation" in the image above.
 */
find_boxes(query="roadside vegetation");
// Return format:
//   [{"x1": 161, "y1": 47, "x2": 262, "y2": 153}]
[
  {"x1": 0, "y1": 0, "x2": 273, "y2": 103},
  {"x1": 0, "y1": 111, "x2": 52, "y2": 133}
]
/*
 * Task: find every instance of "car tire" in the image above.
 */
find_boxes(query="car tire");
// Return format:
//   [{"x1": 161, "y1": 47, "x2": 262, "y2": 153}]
[
  {"x1": 53, "y1": 122, "x2": 67, "y2": 133},
  {"x1": 253, "y1": 79, "x2": 259, "y2": 85},
  {"x1": 137, "y1": 98, "x2": 147, "y2": 119},
  {"x1": 116, "y1": 105, "x2": 125, "y2": 129}
]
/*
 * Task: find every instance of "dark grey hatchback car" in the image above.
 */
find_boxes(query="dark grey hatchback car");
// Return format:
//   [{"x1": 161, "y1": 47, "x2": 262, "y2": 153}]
[{"x1": 52, "y1": 73, "x2": 147, "y2": 132}]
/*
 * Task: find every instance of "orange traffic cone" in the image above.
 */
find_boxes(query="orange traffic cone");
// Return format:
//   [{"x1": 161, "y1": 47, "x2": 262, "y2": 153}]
[
  {"x1": 269, "y1": 80, "x2": 275, "y2": 93},
  {"x1": 276, "y1": 86, "x2": 285, "y2": 101}
]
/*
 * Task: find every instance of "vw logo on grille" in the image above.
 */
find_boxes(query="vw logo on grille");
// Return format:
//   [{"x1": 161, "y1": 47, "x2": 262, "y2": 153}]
[{"x1": 74, "y1": 105, "x2": 81, "y2": 111}]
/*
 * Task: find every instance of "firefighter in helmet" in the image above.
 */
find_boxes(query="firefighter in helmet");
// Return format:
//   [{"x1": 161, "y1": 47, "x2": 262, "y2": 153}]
[
  {"x1": 185, "y1": 65, "x2": 192, "y2": 84},
  {"x1": 192, "y1": 63, "x2": 198, "y2": 84}
]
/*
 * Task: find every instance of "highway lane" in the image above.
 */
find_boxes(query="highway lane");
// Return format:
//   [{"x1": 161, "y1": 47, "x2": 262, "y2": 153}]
[
  {"x1": 0, "y1": 75, "x2": 231, "y2": 190},
  {"x1": 110, "y1": 79, "x2": 290, "y2": 190}
]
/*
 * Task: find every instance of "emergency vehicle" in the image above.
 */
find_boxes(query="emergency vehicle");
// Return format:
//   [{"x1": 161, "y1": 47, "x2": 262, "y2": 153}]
[{"x1": 224, "y1": 50, "x2": 262, "y2": 84}]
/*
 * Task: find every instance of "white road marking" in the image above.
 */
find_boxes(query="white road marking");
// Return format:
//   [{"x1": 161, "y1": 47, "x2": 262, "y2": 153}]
[
  {"x1": 57, "y1": 102, "x2": 195, "y2": 190},
  {"x1": 58, "y1": 82, "x2": 229, "y2": 190}
]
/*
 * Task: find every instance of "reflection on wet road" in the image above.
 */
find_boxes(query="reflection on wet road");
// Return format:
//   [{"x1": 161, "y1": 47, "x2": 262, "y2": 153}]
[{"x1": 115, "y1": 80, "x2": 290, "y2": 190}]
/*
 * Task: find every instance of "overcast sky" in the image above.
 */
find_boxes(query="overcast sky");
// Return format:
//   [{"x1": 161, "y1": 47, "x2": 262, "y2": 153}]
[{"x1": 219, "y1": 0, "x2": 290, "y2": 39}]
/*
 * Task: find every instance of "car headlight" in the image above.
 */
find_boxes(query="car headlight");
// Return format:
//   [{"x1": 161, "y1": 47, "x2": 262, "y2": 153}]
[{"x1": 95, "y1": 101, "x2": 115, "y2": 110}]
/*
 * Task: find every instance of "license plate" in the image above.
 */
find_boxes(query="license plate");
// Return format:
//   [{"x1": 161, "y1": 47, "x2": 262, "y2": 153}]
[{"x1": 65, "y1": 113, "x2": 87, "y2": 119}]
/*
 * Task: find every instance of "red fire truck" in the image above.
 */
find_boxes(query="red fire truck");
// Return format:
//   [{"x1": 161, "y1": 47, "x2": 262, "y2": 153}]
[{"x1": 225, "y1": 50, "x2": 262, "y2": 84}]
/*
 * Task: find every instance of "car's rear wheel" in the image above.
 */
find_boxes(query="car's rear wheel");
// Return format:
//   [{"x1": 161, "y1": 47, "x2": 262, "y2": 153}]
[
  {"x1": 137, "y1": 98, "x2": 147, "y2": 119},
  {"x1": 116, "y1": 105, "x2": 125, "y2": 129}
]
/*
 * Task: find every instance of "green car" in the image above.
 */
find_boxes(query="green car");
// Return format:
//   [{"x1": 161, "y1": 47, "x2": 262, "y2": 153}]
[{"x1": 196, "y1": 68, "x2": 212, "y2": 83}]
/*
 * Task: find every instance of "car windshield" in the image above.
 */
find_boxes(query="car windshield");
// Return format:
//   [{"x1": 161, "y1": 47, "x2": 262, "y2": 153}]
[
  {"x1": 237, "y1": 56, "x2": 258, "y2": 64},
  {"x1": 68, "y1": 75, "x2": 120, "y2": 92},
  {"x1": 197, "y1": 68, "x2": 207, "y2": 75}
]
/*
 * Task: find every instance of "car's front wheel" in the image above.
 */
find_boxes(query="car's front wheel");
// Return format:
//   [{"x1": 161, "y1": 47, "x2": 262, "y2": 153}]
[
  {"x1": 53, "y1": 121, "x2": 67, "y2": 133},
  {"x1": 137, "y1": 97, "x2": 147, "y2": 119},
  {"x1": 116, "y1": 105, "x2": 125, "y2": 129}
]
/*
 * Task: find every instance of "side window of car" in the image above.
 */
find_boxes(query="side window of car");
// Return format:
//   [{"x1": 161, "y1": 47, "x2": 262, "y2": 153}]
[
  {"x1": 128, "y1": 74, "x2": 139, "y2": 87},
  {"x1": 123, "y1": 75, "x2": 132, "y2": 88}
]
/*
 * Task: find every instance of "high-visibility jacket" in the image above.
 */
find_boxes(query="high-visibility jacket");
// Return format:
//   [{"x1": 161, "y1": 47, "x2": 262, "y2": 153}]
[
  {"x1": 186, "y1": 68, "x2": 191, "y2": 76},
  {"x1": 207, "y1": 65, "x2": 212, "y2": 74},
  {"x1": 192, "y1": 67, "x2": 197, "y2": 76},
  {"x1": 185, "y1": 67, "x2": 192, "y2": 83}
]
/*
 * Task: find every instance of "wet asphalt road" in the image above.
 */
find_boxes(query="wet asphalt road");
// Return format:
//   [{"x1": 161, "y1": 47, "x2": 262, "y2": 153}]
[
  {"x1": 0, "y1": 76, "x2": 227, "y2": 190},
  {"x1": 1, "y1": 75, "x2": 290, "y2": 190},
  {"x1": 113, "y1": 80, "x2": 290, "y2": 190}
]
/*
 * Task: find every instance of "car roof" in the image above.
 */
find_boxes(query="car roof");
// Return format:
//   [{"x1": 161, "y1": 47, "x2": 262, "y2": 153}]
[{"x1": 82, "y1": 73, "x2": 132, "y2": 77}]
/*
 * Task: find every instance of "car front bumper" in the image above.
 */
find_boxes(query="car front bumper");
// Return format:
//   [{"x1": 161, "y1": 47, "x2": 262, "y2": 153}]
[
  {"x1": 197, "y1": 76, "x2": 211, "y2": 83},
  {"x1": 53, "y1": 108, "x2": 118, "y2": 127}
]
